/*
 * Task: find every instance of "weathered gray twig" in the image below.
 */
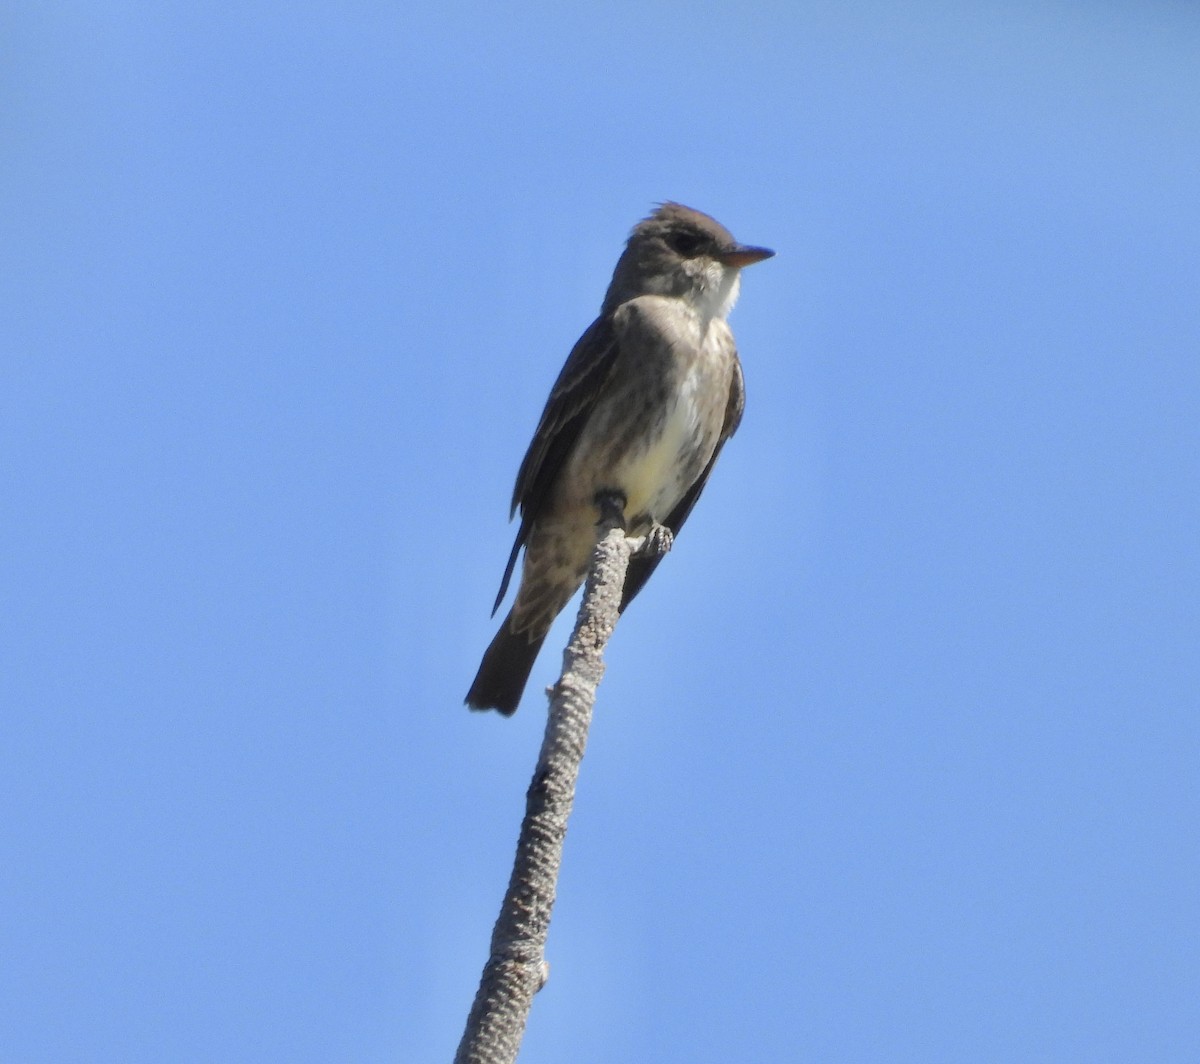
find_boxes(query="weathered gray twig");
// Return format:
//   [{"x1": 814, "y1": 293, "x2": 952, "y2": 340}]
[{"x1": 454, "y1": 511, "x2": 648, "y2": 1064}]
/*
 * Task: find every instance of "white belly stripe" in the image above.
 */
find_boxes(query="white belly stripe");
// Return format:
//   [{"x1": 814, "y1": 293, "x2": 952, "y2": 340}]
[{"x1": 617, "y1": 373, "x2": 704, "y2": 519}]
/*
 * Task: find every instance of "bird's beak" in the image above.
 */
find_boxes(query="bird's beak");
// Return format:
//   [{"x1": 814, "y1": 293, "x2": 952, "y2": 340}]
[{"x1": 718, "y1": 244, "x2": 775, "y2": 268}]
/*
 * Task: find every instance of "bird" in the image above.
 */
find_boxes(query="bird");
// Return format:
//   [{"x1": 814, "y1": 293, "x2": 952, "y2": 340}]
[{"x1": 465, "y1": 203, "x2": 773, "y2": 715}]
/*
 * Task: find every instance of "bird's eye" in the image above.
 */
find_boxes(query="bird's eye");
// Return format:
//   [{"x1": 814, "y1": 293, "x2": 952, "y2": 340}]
[{"x1": 666, "y1": 231, "x2": 702, "y2": 255}]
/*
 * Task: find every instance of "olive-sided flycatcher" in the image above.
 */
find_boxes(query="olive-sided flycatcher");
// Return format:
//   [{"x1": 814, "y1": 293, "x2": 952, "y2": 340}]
[{"x1": 465, "y1": 203, "x2": 773, "y2": 715}]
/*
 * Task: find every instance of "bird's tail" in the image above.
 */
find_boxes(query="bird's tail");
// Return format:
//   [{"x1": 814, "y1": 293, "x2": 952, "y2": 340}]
[{"x1": 465, "y1": 611, "x2": 547, "y2": 716}]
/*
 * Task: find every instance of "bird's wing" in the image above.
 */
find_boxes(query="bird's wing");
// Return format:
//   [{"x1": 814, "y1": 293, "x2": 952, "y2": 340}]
[
  {"x1": 618, "y1": 351, "x2": 744, "y2": 612},
  {"x1": 491, "y1": 315, "x2": 620, "y2": 614}
]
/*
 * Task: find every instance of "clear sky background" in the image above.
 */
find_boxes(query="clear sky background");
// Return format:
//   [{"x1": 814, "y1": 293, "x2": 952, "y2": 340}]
[{"x1": 4, "y1": 2, "x2": 1198, "y2": 1061}]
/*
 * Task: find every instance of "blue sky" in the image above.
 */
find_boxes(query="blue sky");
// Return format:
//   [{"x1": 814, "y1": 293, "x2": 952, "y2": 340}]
[{"x1": 4, "y1": 2, "x2": 1198, "y2": 1061}]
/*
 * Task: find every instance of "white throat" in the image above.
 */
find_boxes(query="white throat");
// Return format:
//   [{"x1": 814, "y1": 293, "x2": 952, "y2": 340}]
[{"x1": 689, "y1": 260, "x2": 741, "y2": 323}]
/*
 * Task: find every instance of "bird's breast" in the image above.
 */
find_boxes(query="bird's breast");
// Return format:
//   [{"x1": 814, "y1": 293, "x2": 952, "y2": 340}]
[
  {"x1": 612, "y1": 374, "x2": 709, "y2": 523},
  {"x1": 562, "y1": 299, "x2": 733, "y2": 529}
]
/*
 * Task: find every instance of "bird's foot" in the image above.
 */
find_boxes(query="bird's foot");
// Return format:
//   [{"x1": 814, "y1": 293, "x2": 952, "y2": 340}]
[
  {"x1": 637, "y1": 522, "x2": 674, "y2": 558},
  {"x1": 593, "y1": 490, "x2": 627, "y2": 530}
]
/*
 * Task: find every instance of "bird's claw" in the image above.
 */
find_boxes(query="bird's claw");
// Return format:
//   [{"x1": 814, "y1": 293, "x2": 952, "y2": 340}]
[
  {"x1": 593, "y1": 490, "x2": 628, "y2": 529},
  {"x1": 638, "y1": 522, "x2": 674, "y2": 558}
]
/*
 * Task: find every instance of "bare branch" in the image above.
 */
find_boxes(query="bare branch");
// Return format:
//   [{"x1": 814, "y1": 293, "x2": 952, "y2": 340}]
[{"x1": 454, "y1": 511, "x2": 639, "y2": 1064}]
